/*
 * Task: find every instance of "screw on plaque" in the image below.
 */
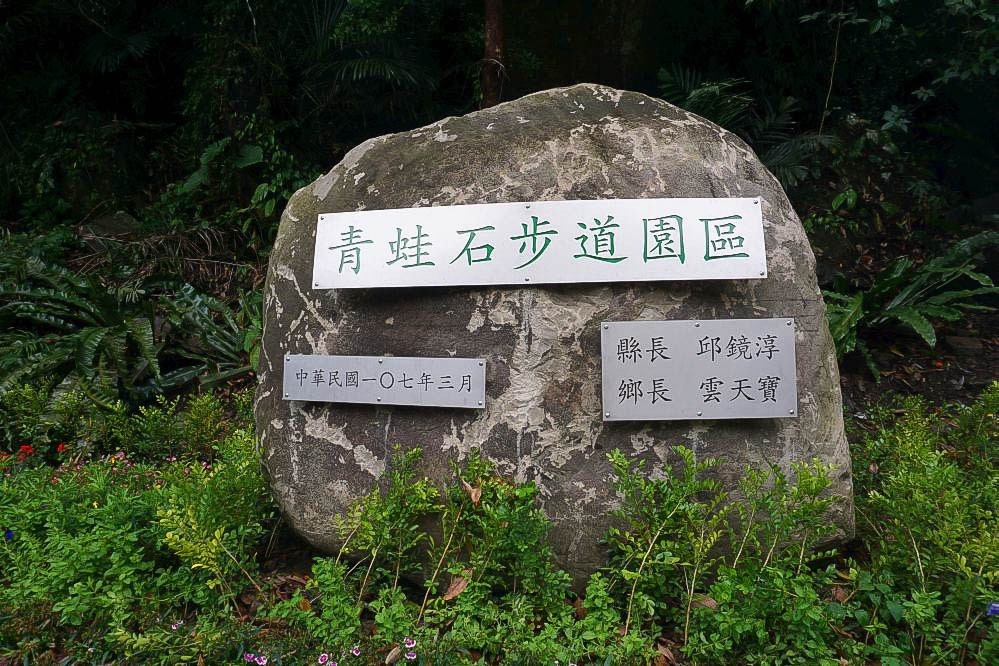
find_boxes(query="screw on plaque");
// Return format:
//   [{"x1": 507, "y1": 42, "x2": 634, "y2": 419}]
[
  {"x1": 604, "y1": 412, "x2": 610, "y2": 418},
  {"x1": 697, "y1": 411, "x2": 703, "y2": 416}
]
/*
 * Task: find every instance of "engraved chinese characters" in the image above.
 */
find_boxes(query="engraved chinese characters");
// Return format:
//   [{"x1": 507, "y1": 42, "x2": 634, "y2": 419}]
[
  {"x1": 283, "y1": 355, "x2": 485, "y2": 408},
  {"x1": 601, "y1": 319, "x2": 798, "y2": 420},
  {"x1": 313, "y1": 198, "x2": 766, "y2": 289}
]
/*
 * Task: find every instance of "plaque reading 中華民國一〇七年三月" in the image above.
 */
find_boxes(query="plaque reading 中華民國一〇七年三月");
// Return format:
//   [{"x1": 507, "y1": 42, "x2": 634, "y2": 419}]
[{"x1": 282, "y1": 354, "x2": 486, "y2": 409}]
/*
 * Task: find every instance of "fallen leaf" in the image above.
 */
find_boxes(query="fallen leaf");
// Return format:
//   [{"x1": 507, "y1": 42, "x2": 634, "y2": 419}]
[
  {"x1": 690, "y1": 593, "x2": 718, "y2": 610},
  {"x1": 573, "y1": 597, "x2": 587, "y2": 620},
  {"x1": 443, "y1": 573, "x2": 470, "y2": 601},
  {"x1": 298, "y1": 596, "x2": 312, "y2": 611},
  {"x1": 869, "y1": 462, "x2": 879, "y2": 474},
  {"x1": 831, "y1": 586, "x2": 850, "y2": 602},
  {"x1": 384, "y1": 645, "x2": 402, "y2": 664},
  {"x1": 655, "y1": 641, "x2": 677, "y2": 663},
  {"x1": 831, "y1": 624, "x2": 855, "y2": 640},
  {"x1": 461, "y1": 479, "x2": 482, "y2": 506}
]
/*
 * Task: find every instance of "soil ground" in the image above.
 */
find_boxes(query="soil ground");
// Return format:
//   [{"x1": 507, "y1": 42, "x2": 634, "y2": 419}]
[{"x1": 838, "y1": 311, "x2": 998, "y2": 413}]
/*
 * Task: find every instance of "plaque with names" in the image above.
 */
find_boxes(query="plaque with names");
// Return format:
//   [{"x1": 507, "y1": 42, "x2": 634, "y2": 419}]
[
  {"x1": 601, "y1": 319, "x2": 798, "y2": 421},
  {"x1": 283, "y1": 354, "x2": 486, "y2": 408}
]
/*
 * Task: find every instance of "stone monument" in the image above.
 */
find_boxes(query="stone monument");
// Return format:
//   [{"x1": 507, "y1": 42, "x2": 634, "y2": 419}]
[{"x1": 255, "y1": 83, "x2": 853, "y2": 585}]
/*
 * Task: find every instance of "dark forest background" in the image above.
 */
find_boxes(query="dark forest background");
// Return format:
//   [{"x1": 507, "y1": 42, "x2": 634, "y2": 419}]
[
  {"x1": 1, "y1": 0, "x2": 996, "y2": 406},
  {"x1": 2, "y1": 0, "x2": 995, "y2": 234}
]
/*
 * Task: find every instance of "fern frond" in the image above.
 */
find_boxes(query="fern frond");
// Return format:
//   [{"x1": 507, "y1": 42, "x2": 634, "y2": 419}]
[{"x1": 124, "y1": 317, "x2": 160, "y2": 378}]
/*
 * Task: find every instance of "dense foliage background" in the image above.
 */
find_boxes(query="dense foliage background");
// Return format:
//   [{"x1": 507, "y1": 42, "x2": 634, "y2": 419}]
[
  {"x1": 0, "y1": 0, "x2": 996, "y2": 663},
  {"x1": 1, "y1": 1, "x2": 996, "y2": 404}
]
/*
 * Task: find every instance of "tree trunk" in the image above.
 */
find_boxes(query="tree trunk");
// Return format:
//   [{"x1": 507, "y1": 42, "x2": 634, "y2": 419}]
[{"x1": 481, "y1": 0, "x2": 504, "y2": 108}]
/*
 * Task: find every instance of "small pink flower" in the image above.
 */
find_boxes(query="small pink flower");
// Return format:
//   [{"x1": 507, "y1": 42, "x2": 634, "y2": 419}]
[
  {"x1": 255, "y1": 657, "x2": 268, "y2": 665},
  {"x1": 403, "y1": 637, "x2": 416, "y2": 649},
  {"x1": 244, "y1": 654, "x2": 255, "y2": 663},
  {"x1": 351, "y1": 646, "x2": 361, "y2": 656},
  {"x1": 404, "y1": 652, "x2": 416, "y2": 661},
  {"x1": 317, "y1": 654, "x2": 329, "y2": 665},
  {"x1": 170, "y1": 623, "x2": 178, "y2": 630}
]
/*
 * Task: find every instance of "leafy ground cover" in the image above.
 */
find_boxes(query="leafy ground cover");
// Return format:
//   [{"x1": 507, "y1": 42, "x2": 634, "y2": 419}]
[
  {"x1": 1, "y1": 2, "x2": 997, "y2": 663},
  {"x1": 1, "y1": 383, "x2": 995, "y2": 664}
]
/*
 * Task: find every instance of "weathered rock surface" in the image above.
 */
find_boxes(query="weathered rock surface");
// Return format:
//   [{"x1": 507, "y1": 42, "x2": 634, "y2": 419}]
[{"x1": 255, "y1": 83, "x2": 854, "y2": 585}]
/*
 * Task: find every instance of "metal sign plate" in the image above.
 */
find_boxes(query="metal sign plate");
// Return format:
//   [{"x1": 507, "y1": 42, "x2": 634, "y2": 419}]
[
  {"x1": 283, "y1": 354, "x2": 486, "y2": 408},
  {"x1": 601, "y1": 319, "x2": 798, "y2": 421},
  {"x1": 313, "y1": 198, "x2": 766, "y2": 289}
]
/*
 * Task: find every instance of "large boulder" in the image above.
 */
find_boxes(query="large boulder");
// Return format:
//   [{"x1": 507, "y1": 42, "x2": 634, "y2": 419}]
[{"x1": 255, "y1": 83, "x2": 853, "y2": 585}]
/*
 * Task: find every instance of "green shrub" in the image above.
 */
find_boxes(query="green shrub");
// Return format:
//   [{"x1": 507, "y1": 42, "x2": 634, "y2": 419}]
[
  {"x1": 266, "y1": 449, "x2": 613, "y2": 663},
  {"x1": 265, "y1": 446, "x2": 855, "y2": 664},
  {"x1": 1, "y1": 384, "x2": 241, "y2": 461},
  {"x1": 0, "y1": 422, "x2": 273, "y2": 663},
  {"x1": 604, "y1": 446, "x2": 850, "y2": 665},
  {"x1": 0, "y1": 383, "x2": 121, "y2": 458},
  {"x1": 847, "y1": 383, "x2": 998, "y2": 664},
  {"x1": 3, "y1": 386, "x2": 996, "y2": 664}
]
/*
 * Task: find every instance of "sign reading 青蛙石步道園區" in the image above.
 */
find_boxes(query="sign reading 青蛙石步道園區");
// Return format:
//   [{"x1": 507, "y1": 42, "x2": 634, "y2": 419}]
[
  {"x1": 282, "y1": 354, "x2": 485, "y2": 409},
  {"x1": 312, "y1": 198, "x2": 766, "y2": 289},
  {"x1": 601, "y1": 319, "x2": 798, "y2": 421}
]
